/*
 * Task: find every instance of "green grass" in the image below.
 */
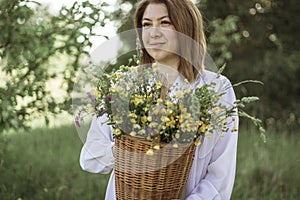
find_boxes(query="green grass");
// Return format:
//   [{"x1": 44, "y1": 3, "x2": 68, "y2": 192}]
[
  {"x1": 0, "y1": 125, "x2": 110, "y2": 200},
  {"x1": 232, "y1": 129, "x2": 300, "y2": 200},
  {"x1": 0, "y1": 125, "x2": 299, "y2": 199}
]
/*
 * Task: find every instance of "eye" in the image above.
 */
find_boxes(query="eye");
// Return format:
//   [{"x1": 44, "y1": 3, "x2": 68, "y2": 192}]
[
  {"x1": 142, "y1": 22, "x2": 151, "y2": 29},
  {"x1": 161, "y1": 20, "x2": 171, "y2": 26}
]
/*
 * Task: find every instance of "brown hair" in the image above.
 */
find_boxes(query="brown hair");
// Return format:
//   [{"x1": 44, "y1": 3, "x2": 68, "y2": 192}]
[{"x1": 134, "y1": 0, "x2": 206, "y2": 83}]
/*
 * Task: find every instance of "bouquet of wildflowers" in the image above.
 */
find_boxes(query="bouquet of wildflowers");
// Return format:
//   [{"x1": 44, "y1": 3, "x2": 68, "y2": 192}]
[{"x1": 75, "y1": 63, "x2": 264, "y2": 154}]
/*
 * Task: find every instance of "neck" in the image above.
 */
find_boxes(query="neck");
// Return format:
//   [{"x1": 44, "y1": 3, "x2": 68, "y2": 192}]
[
  {"x1": 156, "y1": 63, "x2": 179, "y2": 86},
  {"x1": 155, "y1": 57, "x2": 179, "y2": 71}
]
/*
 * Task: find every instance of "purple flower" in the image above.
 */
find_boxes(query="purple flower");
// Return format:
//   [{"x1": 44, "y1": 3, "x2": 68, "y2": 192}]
[
  {"x1": 75, "y1": 115, "x2": 80, "y2": 127},
  {"x1": 87, "y1": 92, "x2": 96, "y2": 105},
  {"x1": 106, "y1": 95, "x2": 112, "y2": 101},
  {"x1": 147, "y1": 127, "x2": 154, "y2": 134}
]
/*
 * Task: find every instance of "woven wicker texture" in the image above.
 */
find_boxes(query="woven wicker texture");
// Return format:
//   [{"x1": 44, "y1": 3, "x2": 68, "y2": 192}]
[{"x1": 114, "y1": 135, "x2": 196, "y2": 200}]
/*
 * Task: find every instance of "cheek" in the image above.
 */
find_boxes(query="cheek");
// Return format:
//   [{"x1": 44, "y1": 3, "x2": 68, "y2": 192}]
[
  {"x1": 141, "y1": 33, "x2": 152, "y2": 55},
  {"x1": 169, "y1": 33, "x2": 179, "y2": 51},
  {"x1": 142, "y1": 32, "x2": 148, "y2": 45}
]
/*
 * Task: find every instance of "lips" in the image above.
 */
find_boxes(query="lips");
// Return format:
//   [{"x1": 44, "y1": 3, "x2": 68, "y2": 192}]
[{"x1": 148, "y1": 42, "x2": 165, "y2": 48}]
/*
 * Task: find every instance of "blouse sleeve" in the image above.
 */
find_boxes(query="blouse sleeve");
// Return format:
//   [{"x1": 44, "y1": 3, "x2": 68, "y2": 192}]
[
  {"x1": 186, "y1": 77, "x2": 239, "y2": 200},
  {"x1": 79, "y1": 114, "x2": 115, "y2": 174}
]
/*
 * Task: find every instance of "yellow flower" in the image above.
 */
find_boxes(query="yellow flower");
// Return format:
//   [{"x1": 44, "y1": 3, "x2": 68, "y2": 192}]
[
  {"x1": 222, "y1": 127, "x2": 228, "y2": 132},
  {"x1": 181, "y1": 127, "x2": 187, "y2": 132},
  {"x1": 146, "y1": 149, "x2": 154, "y2": 156},
  {"x1": 161, "y1": 108, "x2": 167, "y2": 115},
  {"x1": 153, "y1": 145, "x2": 160, "y2": 150},
  {"x1": 113, "y1": 128, "x2": 121, "y2": 136},
  {"x1": 133, "y1": 124, "x2": 141, "y2": 129},
  {"x1": 129, "y1": 112, "x2": 137, "y2": 118},
  {"x1": 91, "y1": 90, "x2": 101, "y2": 97},
  {"x1": 181, "y1": 107, "x2": 188, "y2": 113},
  {"x1": 115, "y1": 119, "x2": 123, "y2": 125},
  {"x1": 127, "y1": 82, "x2": 133, "y2": 88},
  {"x1": 149, "y1": 122, "x2": 158, "y2": 128},
  {"x1": 130, "y1": 118, "x2": 136, "y2": 123},
  {"x1": 207, "y1": 124, "x2": 213, "y2": 131},
  {"x1": 147, "y1": 96, "x2": 153, "y2": 101},
  {"x1": 166, "y1": 116, "x2": 176, "y2": 128},
  {"x1": 191, "y1": 126, "x2": 198, "y2": 132},
  {"x1": 196, "y1": 120, "x2": 203, "y2": 126},
  {"x1": 147, "y1": 116, "x2": 152, "y2": 122},
  {"x1": 173, "y1": 143, "x2": 178, "y2": 148},
  {"x1": 166, "y1": 100, "x2": 173, "y2": 107},
  {"x1": 153, "y1": 109, "x2": 159, "y2": 115},
  {"x1": 130, "y1": 131, "x2": 137, "y2": 136},
  {"x1": 222, "y1": 117, "x2": 228, "y2": 124},
  {"x1": 109, "y1": 86, "x2": 116, "y2": 92},
  {"x1": 176, "y1": 90, "x2": 184, "y2": 98},
  {"x1": 194, "y1": 140, "x2": 201, "y2": 146},
  {"x1": 178, "y1": 115, "x2": 183, "y2": 123},
  {"x1": 157, "y1": 98, "x2": 163, "y2": 104},
  {"x1": 133, "y1": 95, "x2": 144, "y2": 106},
  {"x1": 175, "y1": 133, "x2": 180, "y2": 139},
  {"x1": 156, "y1": 82, "x2": 162, "y2": 89},
  {"x1": 200, "y1": 124, "x2": 207, "y2": 132},
  {"x1": 213, "y1": 106, "x2": 221, "y2": 113},
  {"x1": 141, "y1": 116, "x2": 147, "y2": 124},
  {"x1": 205, "y1": 132, "x2": 212, "y2": 138},
  {"x1": 138, "y1": 129, "x2": 146, "y2": 135},
  {"x1": 143, "y1": 107, "x2": 149, "y2": 112},
  {"x1": 116, "y1": 72, "x2": 122, "y2": 78},
  {"x1": 232, "y1": 126, "x2": 238, "y2": 132},
  {"x1": 161, "y1": 116, "x2": 170, "y2": 122}
]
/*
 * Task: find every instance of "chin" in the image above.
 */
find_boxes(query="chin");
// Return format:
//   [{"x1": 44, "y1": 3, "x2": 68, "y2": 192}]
[{"x1": 149, "y1": 52, "x2": 169, "y2": 62}]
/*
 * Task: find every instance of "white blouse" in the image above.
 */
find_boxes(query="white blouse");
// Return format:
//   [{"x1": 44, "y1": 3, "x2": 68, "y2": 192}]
[{"x1": 79, "y1": 70, "x2": 239, "y2": 200}]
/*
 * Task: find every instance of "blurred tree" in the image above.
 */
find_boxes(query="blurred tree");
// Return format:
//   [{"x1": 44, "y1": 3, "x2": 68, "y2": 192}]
[
  {"x1": 202, "y1": 0, "x2": 300, "y2": 128},
  {"x1": 0, "y1": 0, "x2": 110, "y2": 131}
]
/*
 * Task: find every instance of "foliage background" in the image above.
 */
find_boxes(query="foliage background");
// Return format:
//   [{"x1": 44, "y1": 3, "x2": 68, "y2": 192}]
[{"x1": 0, "y1": 0, "x2": 299, "y2": 199}]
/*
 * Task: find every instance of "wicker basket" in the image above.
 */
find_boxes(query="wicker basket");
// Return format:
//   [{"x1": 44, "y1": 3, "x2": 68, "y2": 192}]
[{"x1": 114, "y1": 135, "x2": 196, "y2": 200}]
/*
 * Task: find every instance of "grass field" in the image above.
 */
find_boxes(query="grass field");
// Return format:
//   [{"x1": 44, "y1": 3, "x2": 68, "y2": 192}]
[{"x1": 0, "y1": 124, "x2": 299, "y2": 200}]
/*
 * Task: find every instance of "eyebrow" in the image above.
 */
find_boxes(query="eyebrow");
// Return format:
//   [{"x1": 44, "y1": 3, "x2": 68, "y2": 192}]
[{"x1": 142, "y1": 16, "x2": 169, "y2": 21}]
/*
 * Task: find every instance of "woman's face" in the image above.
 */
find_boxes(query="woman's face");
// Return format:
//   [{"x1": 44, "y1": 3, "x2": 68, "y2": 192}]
[{"x1": 141, "y1": 3, "x2": 179, "y2": 68}]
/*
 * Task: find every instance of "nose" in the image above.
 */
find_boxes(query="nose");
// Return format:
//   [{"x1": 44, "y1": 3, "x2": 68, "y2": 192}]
[{"x1": 149, "y1": 27, "x2": 162, "y2": 38}]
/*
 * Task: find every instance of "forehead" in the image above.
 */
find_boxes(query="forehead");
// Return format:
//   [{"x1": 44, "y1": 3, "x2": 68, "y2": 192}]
[{"x1": 143, "y1": 3, "x2": 169, "y2": 20}]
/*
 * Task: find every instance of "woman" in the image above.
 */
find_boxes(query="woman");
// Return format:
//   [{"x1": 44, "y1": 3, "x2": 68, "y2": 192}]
[{"x1": 80, "y1": 0, "x2": 238, "y2": 199}]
